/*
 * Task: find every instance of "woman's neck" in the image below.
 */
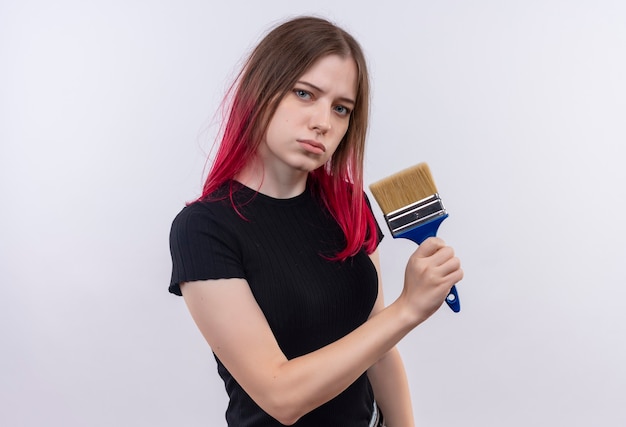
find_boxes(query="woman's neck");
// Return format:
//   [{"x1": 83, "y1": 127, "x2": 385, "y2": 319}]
[{"x1": 235, "y1": 160, "x2": 309, "y2": 199}]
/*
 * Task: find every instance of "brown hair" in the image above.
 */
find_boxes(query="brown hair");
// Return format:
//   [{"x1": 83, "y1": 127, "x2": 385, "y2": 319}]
[{"x1": 203, "y1": 16, "x2": 377, "y2": 259}]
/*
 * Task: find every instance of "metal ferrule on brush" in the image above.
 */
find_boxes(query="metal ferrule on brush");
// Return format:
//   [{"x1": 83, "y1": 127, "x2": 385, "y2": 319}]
[{"x1": 384, "y1": 194, "x2": 447, "y2": 238}]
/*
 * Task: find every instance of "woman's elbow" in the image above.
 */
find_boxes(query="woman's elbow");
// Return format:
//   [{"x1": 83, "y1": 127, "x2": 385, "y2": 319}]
[
  {"x1": 260, "y1": 392, "x2": 306, "y2": 425},
  {"x1": 274, "y1": 413, "x2": 300, "y2": 426}
]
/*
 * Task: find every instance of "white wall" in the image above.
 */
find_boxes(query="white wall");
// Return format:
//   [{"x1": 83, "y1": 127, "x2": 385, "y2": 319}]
[{"x1": 2, "y1": 0, "x2": 625, "y2": 426}]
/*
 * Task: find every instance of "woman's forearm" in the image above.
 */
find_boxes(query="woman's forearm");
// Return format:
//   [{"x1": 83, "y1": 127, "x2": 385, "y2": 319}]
[
  {"x1": 368, "y1": 347, "x2": 415, "y2": 427},
  {"x1": 267, "y1": 298, "x2": 419, "y2": 424}
]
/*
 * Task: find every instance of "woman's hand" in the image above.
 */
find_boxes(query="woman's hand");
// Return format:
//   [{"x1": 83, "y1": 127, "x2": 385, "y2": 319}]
[{"x1": 400, "y1": 237, "x2": 463, "y2": 324}]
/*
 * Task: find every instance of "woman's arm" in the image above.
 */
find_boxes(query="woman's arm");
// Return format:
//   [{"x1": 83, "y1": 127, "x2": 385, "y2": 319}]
[
  {"x1": 367, "y1": 250, "x2": 415, "y2": 427},
  {"x1": 181, "y1": 238, "x2": 461, "y2": 425},
  {"x1": 368, "y1": 348, "x2": 414, "y2": 427}
]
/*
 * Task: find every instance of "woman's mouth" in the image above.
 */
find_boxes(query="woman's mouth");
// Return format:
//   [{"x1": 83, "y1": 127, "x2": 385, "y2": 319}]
[{"x1": 298, "y1": 139, "x2": 326, "y2": 155}]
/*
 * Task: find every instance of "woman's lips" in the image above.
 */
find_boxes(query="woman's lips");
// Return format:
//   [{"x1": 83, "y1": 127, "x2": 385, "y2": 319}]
[{"x1": 298, "y1": 139, "x2": 326, "y2": 154}]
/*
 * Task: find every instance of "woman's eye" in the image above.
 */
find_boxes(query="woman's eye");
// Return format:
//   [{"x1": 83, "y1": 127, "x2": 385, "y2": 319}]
[
  {"x1": 334, "y1": 105, "x2": 351, "y2": 116},
  {"x1": 294, "y1": 89, "x2": 311, "y2": 100}
]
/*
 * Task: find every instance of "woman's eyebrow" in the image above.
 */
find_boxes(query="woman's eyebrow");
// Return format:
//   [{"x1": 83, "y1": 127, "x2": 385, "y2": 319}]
[{"x1": 296, "y1": 80, "x2": 356, "y2": 106}]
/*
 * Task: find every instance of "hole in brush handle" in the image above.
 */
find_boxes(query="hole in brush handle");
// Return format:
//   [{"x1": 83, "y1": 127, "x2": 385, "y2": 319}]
[{"x1": 446, "y1": 285, "x2": 461, "y2": 313}]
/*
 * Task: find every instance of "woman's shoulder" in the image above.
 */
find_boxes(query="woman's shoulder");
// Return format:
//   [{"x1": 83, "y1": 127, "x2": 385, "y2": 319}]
[{"x1": 171, "y1": 197, "x2": 234, "y2": 234}]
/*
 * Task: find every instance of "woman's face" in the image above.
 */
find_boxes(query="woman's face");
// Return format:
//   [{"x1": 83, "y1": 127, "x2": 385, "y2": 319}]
[{"x1": 258, "y1": 54, "x2": 358, "y2": 177}]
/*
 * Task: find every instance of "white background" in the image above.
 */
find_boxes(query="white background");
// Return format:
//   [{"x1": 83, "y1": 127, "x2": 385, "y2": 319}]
[{"x1": 2, "y1": 0, "x2": 625, "y2": 426}]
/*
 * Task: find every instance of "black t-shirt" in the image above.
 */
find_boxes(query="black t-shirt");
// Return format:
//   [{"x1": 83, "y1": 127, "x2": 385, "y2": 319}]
[{"x1": 169, "y1": 181, "x2": 383, "y2": 426}]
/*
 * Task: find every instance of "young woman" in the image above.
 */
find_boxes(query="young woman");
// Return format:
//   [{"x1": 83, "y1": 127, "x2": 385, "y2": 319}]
[{"x1": 169, "y1": 16, "x2": 463, "y2": 427}]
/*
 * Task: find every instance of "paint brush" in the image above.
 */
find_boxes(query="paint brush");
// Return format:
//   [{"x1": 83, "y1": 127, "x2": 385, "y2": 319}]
[{"x1": 369, "y1": 162, "x2": 460, "y2": 312}]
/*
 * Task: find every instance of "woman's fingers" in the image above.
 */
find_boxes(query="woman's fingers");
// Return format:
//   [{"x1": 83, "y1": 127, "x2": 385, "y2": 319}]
[{"x1": 403, "y1": 237, "x2": 463, "y2": 319}]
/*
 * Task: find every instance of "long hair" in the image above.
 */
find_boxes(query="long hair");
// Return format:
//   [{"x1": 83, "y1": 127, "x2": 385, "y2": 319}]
[{"x1": 200, "y1": 16, "x2": 377, "y2": 260}]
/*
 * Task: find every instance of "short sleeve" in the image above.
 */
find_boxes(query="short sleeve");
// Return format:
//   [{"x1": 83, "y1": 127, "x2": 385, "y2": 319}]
[{"x1": 168, "y1": 203, "x2": 245, "y2": 296}]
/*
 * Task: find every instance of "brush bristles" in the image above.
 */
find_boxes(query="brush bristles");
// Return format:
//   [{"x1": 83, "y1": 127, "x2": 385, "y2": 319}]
[{"x1": 369, "y1": 162, "x2": 439, "y2": 215}]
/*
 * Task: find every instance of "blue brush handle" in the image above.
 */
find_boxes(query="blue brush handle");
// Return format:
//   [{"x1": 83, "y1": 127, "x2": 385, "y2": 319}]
[{"x1": 395, "y1": 213, "x2": 461, "y2": 313}]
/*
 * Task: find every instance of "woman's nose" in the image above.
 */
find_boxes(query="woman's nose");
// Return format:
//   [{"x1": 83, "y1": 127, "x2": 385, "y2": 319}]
[{"x1": 310, "y1": 104, "x2": 331, "y2": 134}]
